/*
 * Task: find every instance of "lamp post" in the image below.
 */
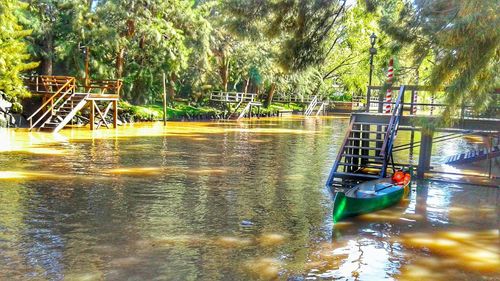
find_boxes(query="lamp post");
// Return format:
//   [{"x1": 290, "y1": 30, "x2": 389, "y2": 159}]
[
  {"x1": 79, "y1": 44, "x2": 90, "y2": 90},
  {"x1": 366, "y1": 33, "x2": 377, "y2": 112}
]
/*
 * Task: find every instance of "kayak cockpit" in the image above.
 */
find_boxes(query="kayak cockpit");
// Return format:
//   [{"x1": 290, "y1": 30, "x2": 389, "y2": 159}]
[{"x1": 345, "y1": 178, "x2": 405, "y2": 199}]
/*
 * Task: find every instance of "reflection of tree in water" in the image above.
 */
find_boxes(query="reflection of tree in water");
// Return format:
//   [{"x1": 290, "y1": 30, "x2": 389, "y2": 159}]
[{"x1": 351, "y1": 239, "x2": 365, "y2": 281}]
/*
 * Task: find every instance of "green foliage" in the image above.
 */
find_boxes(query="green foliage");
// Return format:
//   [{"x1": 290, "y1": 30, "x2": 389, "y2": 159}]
[
  {"x1": 119, "y1": 100, "x2": 221, "y2": 121},
  {"x1": 0, "y1": 0, "x2": 38, "y2": 101},
  {"x1": 372, "y1": 0, "x2": 500, "y2": 120},
  {"x1": 223, "y1": 0, "x2": 348, "y2": 72},
  {"x1": 90, "y1": 0, "x2": 211, "y2": 104},
  {"x1": 4, "y1": 0, "x2": 494, "y2": 120}
]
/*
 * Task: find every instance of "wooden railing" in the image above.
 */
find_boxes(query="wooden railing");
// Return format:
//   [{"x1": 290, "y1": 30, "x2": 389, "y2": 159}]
[
  {"x1": 210, "y1": 91, "x2": 256, "y2": 103},
  {"x1": 24, "y1": 75, "x2": 75, "y2": 95},
  {"x1": 366, "y1": 85, "x2": 499, "y2": 119},
  {"x1": 273, "y1": 95, "x2": 314, "y2": 103},
  {"x1": 304, "y1": 96, "x2": 318, "y2": 116},
  {"x1": 82, "y1": 79, "x2": 122, "y2": 96},
  {"x1": 27, "y1": 77, "x2": 76, "y2": 130}
]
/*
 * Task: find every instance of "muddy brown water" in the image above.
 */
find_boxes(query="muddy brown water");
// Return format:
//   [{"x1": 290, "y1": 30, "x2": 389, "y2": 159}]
[{"x1": 0, "y1": 117, "x2": 498, "y2": 280}]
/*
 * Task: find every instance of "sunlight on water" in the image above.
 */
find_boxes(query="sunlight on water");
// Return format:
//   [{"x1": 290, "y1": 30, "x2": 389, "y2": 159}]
[
  {"x1": 0, "y1": 170, "x2": 75, "y2": 180},
  {"x1": 0, "y1": 118, "x2": 498, "y2": 280},
  {"x1": 245, "y1": 257, "x2": 281, "y2": 281},
  {"x1": 400, "y1": 230, "x2": 500, "y2": 273}
]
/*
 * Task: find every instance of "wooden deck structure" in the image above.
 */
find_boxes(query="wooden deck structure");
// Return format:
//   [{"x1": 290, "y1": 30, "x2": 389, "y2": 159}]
[
  {"x1": 25, "y1": 75, "x2": 121, "y2": 132},
  {"x1": 326, "y1": 84, "x2": 500, "y2": 189},
  {"x1": 304, "y1": 96, "x2": 329, "y2": 116},
  {"x1": 272, "y1": 95, "x2": 314, "y2": 104},
  {"x1": 209, "y1": 91, "x2": 262, "y2": 120},
  {"x1": 326, "y1": 86, "x2": 406, "y2": 189}
]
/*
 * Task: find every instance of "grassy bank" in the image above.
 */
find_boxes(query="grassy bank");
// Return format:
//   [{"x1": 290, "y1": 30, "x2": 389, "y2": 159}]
[
  {"x1": 119, "y1": 101, "x2": 224, "y2": 121},
  {"x1": 119, "y1": 101, "x2": 305, "y2": 122}
]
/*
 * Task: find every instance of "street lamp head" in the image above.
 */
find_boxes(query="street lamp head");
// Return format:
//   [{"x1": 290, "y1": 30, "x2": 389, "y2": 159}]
[{"x1": 370, "y1": 33, "x2": 377, "y2": 47}]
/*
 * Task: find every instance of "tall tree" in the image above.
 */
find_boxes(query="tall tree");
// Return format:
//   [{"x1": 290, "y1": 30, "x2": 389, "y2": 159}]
[
  {"x1": 224, "y1": 0, "x2": 348, "y2": 73},
  {"x1": 0, "y1": 0, "x2": 38, "y2": 101},
  {"x1": 370, "y1": 0, "x2": 500, "y2": 119},
  {"x1": 27, "y1": 0, "x2": 89, "y2": 76},
  {"x1": 91, "y1": 0, "x2": 210, "y2": 104}
]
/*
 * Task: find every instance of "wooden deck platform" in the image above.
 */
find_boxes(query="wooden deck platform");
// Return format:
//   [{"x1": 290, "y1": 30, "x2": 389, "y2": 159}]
[{"x1": 24, "y1": 75, "x2": 122, "y2": 132}]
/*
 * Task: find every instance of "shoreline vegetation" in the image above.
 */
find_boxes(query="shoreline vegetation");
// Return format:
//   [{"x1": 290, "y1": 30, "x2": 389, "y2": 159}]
[{"x1": 116, "y1": 101, "x2": 304, "y2": 122}]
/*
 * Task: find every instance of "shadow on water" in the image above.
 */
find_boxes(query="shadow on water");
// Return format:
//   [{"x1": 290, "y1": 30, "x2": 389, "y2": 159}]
[{"x1": 0, "y1": 118, "x2": 498, "y2": 280}]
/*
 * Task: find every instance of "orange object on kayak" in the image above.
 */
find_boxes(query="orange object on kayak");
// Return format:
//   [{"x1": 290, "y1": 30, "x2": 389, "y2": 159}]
[
  {"x1": 403, "y1": 173, "x2": 411, "y2": 185},
  {"x1": 392, "y1": 171, "x2": 405, "y2": 184}
]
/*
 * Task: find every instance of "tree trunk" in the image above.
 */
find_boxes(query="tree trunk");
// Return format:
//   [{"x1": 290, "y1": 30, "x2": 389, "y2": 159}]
[
  {"x1": 219, "y1": 55, "x2": 229, "y2": 92},
  {"x1": 168, "y1": 73, "x2": 177, "y2": 105},
  {"x1": 116, "y1": 48, "x2": 125, "y2": 79},
  {"x1": 264, "y1": 83, "x2": 276, "y2": 108},
  {"x1": 244, "y1": 78, "x2": 250, "y2": 94},
  {"x1": 40, "y1": 33, "x2": 53, "y2": 76}
]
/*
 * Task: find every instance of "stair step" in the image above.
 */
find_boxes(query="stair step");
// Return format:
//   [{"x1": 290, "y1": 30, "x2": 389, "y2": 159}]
[
  {"x1": 332, "y1": 172, "x2": 380, "y2": 180},
  {"x1": 347, "y1": 137, "x2": 384, "y2": 142},
  {"x1": 351, "y1": 130, "x2": 386, "y2": 134},
  {"x1": 342, "y1": 154, "x2": 384, "y2": 159},
  {"x1": 344, "y1": 146, "x2": 382, "y2": 150},
  {"x1": 338, "y1": 162, "x2": 382, "y2": 169},
  {"x1": 354, "y1": 122, "x2": 389, "y2": 126}
]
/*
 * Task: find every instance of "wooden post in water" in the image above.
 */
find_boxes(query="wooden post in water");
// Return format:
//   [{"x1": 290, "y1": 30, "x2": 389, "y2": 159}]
[
  {"x1": 90, "y1": 100, "x2": 95, "y2": 130},
  {"x1": 163, "y1": 72, "x2": 167, "y2": 126},
  {"x1": 113, "y1": 100, "x2": 118, "y2": 128},
  {"x1": 417, "y1": 128, "x2": 434, "y2": 178}
]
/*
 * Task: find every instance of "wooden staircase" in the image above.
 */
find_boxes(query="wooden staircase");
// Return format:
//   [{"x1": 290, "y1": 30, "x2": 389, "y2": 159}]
[
  {"x1": 326, "y1": 86, "x2": 406, "y2": 189},
  {"x1": 304, "y1": 96, "x2": 318, "y2": 116},
  {"x1": 236, "y1": 102, "x2": 262, "y2": 119},
  {"x1": 25, "y1": 75, "x2": 122, "y2": 133},
  {"x1": 304, "y1": 96, "x2": 328, "y2": 116},
  {"x1": 38, "y1": 93, "x2": 89, "y2": 132},
  {"x1": 222, "y1": 93, "x2": 262, "y2": 120}
]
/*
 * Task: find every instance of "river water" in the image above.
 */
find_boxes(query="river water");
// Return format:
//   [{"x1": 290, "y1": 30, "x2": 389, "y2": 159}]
[{"x1": 0, "y1": 117, "x2": 498, "y2": 280}]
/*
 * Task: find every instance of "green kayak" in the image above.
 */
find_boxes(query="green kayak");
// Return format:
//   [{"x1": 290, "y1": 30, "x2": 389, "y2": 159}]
[{"x1": 333, "y1": 178, "x2": 410, "y2": 222}]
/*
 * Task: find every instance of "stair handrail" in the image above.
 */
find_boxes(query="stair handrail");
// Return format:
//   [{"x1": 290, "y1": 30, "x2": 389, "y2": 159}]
[
  {"x1": 24, "y1": 75, "x2": 75, "y2": 95},
  {"x1": 305, "y1": 95, "x2": 318, "y2": 116},
  {"x1": 380, "y1": 85, "x2": 406, "y2": 175},
  {"x1": 27, "y1": 78, "x2": 75, "y2": 130},
  {"x1": 238, "y1": 102, "x2": 252, "y2": 119},
  {"x1": 326, "y1": 116, "x2": 356, "y2": 186},
  {"x1": 52, "y1": 92, "x2": 90, "y2": 133},
  {"x1": 29, "y1": 84, "x2": 75, "y2": 130},
  {"x1": 27, "y1": 77, "x2": 75, "y2": 121}
]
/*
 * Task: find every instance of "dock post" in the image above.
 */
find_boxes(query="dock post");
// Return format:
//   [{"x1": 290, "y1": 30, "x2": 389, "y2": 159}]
[
  {"x1": 417, "y1": 128, "x2": 434, "y2": 178},
  {"x1": 163, "y1": 72, "x2": 167, "y2": 126},
  {"x1": 90, "y1": 100, "x2": 95, "y2": 130},
  {"x1": 113, "y1": 100, "x2": 118, "y2": 128}
]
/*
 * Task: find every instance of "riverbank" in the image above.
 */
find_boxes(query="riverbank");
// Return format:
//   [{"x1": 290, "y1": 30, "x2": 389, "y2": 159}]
[
  {"x1": 0, "y1": 99, "x2": 307, "y2": 128},
  {"x1": 118, "y1": 101, "x2": 304, "y2": 122}
]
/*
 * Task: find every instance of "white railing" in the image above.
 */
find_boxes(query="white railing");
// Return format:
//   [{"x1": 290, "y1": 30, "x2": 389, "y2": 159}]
[
  {"x1": 210, "y1": 91, "x2": 256, "y2": 103},
  {"x1": 304, "y1": 96, "x2": 318, "y2": 116}
]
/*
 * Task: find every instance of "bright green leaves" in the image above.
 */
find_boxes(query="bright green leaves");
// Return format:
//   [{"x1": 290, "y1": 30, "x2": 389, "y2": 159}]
[
  {"x1": 0, "y1": 0, "x2": 38, "y2": 101},
  {"x1": 374, "y1": 0, "x2": 500, "y2": 119}
]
